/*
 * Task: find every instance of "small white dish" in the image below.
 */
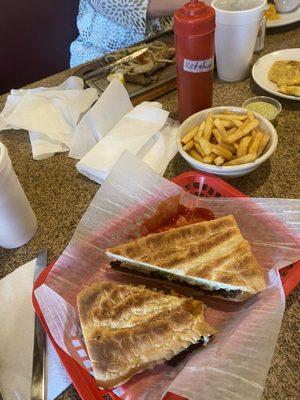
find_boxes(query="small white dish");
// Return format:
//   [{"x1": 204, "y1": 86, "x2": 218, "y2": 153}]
[
  {"x1": 266, "y1": 3, "x2": 300, "y2": 27},
  {"x1": 177, "y1": 106, "x2": 278, "y2": 178},
  {"x1": 242, "y1": 96, "x2": 282, "y2": 121},
  {"x1": 252, "y1": 48, "x2": 300, "y2": 101}
]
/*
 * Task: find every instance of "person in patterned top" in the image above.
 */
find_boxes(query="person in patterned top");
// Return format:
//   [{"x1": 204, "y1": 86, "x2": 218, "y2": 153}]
[{"x1": 71, "y1": 0, "x2": 210, "y2": 67}]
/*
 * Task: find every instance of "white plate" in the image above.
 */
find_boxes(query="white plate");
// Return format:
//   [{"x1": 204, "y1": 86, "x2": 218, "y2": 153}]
[
  {"x1": 252, "y1": 48, "x2": 300, "y2": 101},
  {"x1": 266, "y1": 4, "x2": 300, "y2": 28}
]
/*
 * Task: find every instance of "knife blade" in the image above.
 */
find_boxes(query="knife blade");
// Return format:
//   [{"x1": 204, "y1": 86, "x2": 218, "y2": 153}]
[
  {"x1": 31, "y1": 249, "x2": 47, "y2": 400},
  {"x1": 82, "y1": 47, "x2": 149, "y2": 80}
]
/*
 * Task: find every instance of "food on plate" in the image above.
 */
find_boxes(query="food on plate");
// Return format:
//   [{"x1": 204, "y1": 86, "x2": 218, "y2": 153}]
[
  {"x1": 77, "y1": 281, "x2": 216, "y2": 388},
  {"x1": 106, "y1": 215, "x2": 266, "y2": 302},
  {"x1": 268, "y1": 60, "x2": 300, "y2": 97},
  {"x1": 180, "y1": 110, "x2": 270, "y2": 166},
  {"x1": 264, "y1": 4, "x2": 279, "y2": 21},
  {"x1": 268, "y1": 60, "x2": 300, "y2": 85},
  {"x1": 278, "y1": 84, "x2": 300, "y2": 96},
  {"x1": 245, "y1": 101, "x2": 279, "y2": 121},
  {"x1": 107, "y1": 41, "x2": 175, "y2": 86}
]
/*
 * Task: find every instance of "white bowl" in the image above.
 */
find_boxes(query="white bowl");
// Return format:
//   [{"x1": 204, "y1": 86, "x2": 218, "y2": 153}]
[{"x1": 177, "y1": 106, "x2": 278, "y2": 178}]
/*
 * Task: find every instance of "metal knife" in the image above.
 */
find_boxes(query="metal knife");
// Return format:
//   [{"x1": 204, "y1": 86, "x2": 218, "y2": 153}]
[
  {"x1": 82, "y1": 46, "x2": 149, "y2": 80},
  {"x1": 31, "y1": 249, "x2": 47, "y2": 400}
]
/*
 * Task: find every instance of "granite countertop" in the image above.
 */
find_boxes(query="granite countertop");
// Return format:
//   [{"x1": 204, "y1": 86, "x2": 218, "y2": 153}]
[{"x1": 0, "y1": 23, "x2": 299, "y2": 400}]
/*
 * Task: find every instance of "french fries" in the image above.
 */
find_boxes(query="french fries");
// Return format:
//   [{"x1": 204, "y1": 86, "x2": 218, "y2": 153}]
[
  {"x1": 194, "y1": 142, "x2": 205, "y2": 157},
  {"x1": 212, "y1": 114, "x2": 248, "y2": 121},
  {"x1": 203, "y1": 113, "x2": 213, "y2": 141},
  {"x1": 196, "y1": 120, "x2": 205, "y2": 140},
  {"x1": 248, "y1": 130, "x2": 263, "y2": 155},
  {"x1": 224, "y1": 119, "x2": 259, "y2": 144},
  {"x1": 214, "y1": 119, "x2": 227, "y2": 138},
  {"x1": 181, "y1": 110, "x2": 271, "y2": 167},
  {"x1": 227, "y1": 127, "x2": 237, "y2": 135},
  {"x1": 198, "y1": 138, "x2": 212, "y2": 156},
  {"x1": 221, "y1": 141, "x2": 236, "y2": 153},
  {"x1": 232, "y1": 119, "x2": 243, "y2": 128},
  {"x1": 220, "y1": 120, "x2": 234, "y2": 129},
  {"x1": 212, "y1": 144, "x2": 233, "y2": 161},
  {"x1": 257, "y1": 133, "x2": 270, "y2": 157},
  {"x1": 237, "y1": 136, "x2": 251, "y2": 158},
  {"x1": 188, "y1": 149, "x2": 203, "y2": 162},
  {"x1": 203, "y1": 154, "x2": 216, "y2": 164},
  {"x1": 181, "y1": 126, "x2": 199, "y2": 144},
  {"x1": 182, "y1": 140, "x2": 194, "y2": 152},
  {"x1": 224, "y1": 153, "x2": 257, "y2": 166},
  {"x1": 214, "y1": 156, "x2": 225, "y2": 166}
]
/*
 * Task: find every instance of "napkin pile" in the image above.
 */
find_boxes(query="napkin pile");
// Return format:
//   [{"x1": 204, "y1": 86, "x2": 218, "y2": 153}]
[
  {"x1": 0, "y1": 77, "x2": 98, "y2": 160},
  {"x1": 0, "y1": 77, "x2": 178, "y2": 183},
  {"x1": 0, "y1": 260, "x2": 71, "y2": 400}
]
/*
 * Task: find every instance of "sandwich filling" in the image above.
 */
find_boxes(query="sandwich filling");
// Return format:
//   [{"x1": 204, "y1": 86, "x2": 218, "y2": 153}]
[{"x1": 111, "y1": 261, "x2": 242, "y2": 298}]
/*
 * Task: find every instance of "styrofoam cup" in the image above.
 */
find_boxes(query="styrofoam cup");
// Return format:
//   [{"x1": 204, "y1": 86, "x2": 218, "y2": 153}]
[
  {"x1": 0, "y1": 142, "x2": 37, "y2": 248},
  {"x1": 212, "y1": 0, "x2": 267, "y2": 82}
]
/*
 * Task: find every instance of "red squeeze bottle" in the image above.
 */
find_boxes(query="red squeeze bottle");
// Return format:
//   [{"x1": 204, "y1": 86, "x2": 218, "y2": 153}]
[{"x1": 174, "y1": 0, "x2": 215, "y2": 122}]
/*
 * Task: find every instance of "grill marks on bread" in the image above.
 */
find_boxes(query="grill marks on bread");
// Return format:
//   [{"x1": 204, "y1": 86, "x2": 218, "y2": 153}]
[
  {"x1": 106, "y1": 215, "x2": 266, "y2": 297},
  {"x1": 77, "y1": 282, "x2": 216, "y2": 388}
]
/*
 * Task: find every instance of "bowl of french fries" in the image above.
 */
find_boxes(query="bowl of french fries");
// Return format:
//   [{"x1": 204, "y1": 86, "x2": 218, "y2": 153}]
[{"x1": 177, "y1": 106, "x2": 277, "y2": 178}]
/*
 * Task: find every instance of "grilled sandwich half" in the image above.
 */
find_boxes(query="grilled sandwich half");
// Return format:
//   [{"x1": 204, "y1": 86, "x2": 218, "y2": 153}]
[
  {"x1": 77, "y1": 282, "x2": 216, "y2": 388},
  {"x1": 106, "y1": 215, "x2": 266, "y2": 302}
]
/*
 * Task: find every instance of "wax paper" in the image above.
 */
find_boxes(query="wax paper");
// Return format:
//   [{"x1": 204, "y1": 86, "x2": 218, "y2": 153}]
[{"x1": 35, "y1": 151, "x2": 300, "y2": 400}]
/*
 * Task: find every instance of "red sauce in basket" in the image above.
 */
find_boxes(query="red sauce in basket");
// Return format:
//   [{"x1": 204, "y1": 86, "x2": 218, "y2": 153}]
[
  {"x1": 151, "y1": 205, "x2": 215, "y2": 233},
  {"x1": 142, "y1": 195, "x2": 214, "y2": 235}
]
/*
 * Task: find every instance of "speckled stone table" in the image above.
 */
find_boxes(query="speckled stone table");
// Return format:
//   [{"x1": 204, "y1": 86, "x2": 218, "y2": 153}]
[{"x1": 0, "y1": 23, "x2": 299, "y2": 400}]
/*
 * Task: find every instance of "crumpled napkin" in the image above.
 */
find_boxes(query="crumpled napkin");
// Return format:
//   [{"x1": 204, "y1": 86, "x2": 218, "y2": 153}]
[
  {"x1": 0, "y1": 259, "x2": 71, "y2": 400},
  {"x1": 76, "y1": 100, "x2": 175, "y2": 184},
  {"x1": 0, "y1": 77, "x2": 179, "y2": 181},
  {"x1": 137, "y1": 118, "x2": 179, "y2": 176},
  {"x1": 70, "y1": 79, "x2": 178, "y2": 184},
  {"x1": 0, "y1": 77, "x2": 98, "y2": 160},
  {"x1": 69, "y1": 78, "x2": 133, "y2": 159}
]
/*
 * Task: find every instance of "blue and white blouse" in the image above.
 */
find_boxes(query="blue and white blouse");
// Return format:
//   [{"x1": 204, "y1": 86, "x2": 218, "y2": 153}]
[{"x1": 70, "y1": 0, "x2": 172, "y2": 67}]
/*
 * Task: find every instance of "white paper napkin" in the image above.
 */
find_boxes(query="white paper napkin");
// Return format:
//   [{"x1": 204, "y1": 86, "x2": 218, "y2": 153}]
[
  {"x1": 69, "y1": 79, "x2": 133, "y2": 159},
  {"x1": 0, "y1": 77, "x2": 98, "y2": 160},
  {"x1": 137, "y1": 118, "x2": 179, "y2": 175},
  {"x1": 76, "y1": 100, "x2": 171, "y2": 183},
  {"x1": 0, "y1": 259, "x2": 70, "y2": 400}
]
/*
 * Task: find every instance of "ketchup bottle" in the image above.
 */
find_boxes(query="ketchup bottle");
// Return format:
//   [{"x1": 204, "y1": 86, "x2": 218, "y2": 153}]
[{"x1": 174, "y1": 0, "x2": 215, "y2": 122}]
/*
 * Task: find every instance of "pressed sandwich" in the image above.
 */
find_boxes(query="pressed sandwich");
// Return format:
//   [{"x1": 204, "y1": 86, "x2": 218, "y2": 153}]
[
  {"x1": 77, "y1": 281, "x2": 216, "y2": 388},
  {"x1": 106, "y1": 215, "x2": 266, "y2": 301}
]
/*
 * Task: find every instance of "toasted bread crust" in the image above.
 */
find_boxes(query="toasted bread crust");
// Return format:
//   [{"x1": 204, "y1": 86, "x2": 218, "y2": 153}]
[
  {"x1": 77, "y1": 282, "x2": 216, "y2": 388},
  {"x1": 106, "y1": 215, "x2": 266, "y2": 299}
]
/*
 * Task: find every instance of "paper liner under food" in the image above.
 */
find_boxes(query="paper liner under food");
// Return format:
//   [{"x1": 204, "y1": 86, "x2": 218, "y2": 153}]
[{"x1": 35, "y1": 151, "x2": 300, "y2": 400}]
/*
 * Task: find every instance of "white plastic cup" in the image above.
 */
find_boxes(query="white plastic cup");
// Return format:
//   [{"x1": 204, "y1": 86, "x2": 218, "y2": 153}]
[
  {"x1": 0, "y1": 142, "x2": 37, "y2": 248},
  {"x1": 212, "y1": 0, "x2": 267, "y2": 82}
]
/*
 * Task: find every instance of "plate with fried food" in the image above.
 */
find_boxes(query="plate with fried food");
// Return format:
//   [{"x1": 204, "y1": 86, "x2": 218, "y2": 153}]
[
  {"x1": 177, "y1": 107, "x2": 277, "y2": 178},
  {"x1": 252, "y1": 49, "x2": 300, "y2": 100},
  {"x1": 265, "y1": 2, "x2": 300, "y2": 28}
]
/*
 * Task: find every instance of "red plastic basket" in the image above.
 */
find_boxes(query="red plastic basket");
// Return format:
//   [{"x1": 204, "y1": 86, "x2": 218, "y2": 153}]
[
  {"x1": 32, "y1": 171, "x2": 299, "y2": 400},
  {"x1": 172, "y1": 171, "x2": 300, "y2": 297}
]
